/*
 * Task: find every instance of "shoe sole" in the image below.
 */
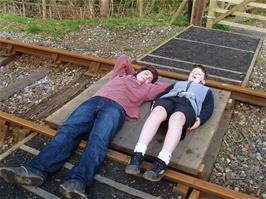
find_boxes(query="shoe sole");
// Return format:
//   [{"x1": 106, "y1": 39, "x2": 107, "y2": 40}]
[
  {"x1": 0, "y1": 168, "x2": 43, "y2": 186},
  {"x1": 59, "y1": 184, "x2": 87, "y2": 199},
  {"x1": 125, "y1": 168, "x2": 140, "y2": 175},
  {"x1": 125, "y1": 162, "x2": 144, "y2": 175},
  {"x1": 143, "y1": 173, "x2": 164, "y2": 182}
]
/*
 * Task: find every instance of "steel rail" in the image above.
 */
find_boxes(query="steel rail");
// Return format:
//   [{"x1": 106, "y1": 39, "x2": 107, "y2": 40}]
[
  {"x1": 0, "y1": 38, "x2": 265, "y2": 106},
  {"x1": 0, "y1": 110, "x2": 259, "y2": 199}
]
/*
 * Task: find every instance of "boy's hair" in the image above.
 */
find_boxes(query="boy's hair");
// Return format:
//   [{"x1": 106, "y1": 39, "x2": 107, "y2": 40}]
[
  {"x1": 192, "y1": 64, "x2": 208, "y2": 80},
  {"x1": 136, "y1": 65, "x2": 159, "y2": 83}
]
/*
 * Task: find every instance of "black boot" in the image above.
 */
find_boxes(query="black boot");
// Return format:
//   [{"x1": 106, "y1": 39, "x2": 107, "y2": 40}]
[
  {"x1": 143, "y1": 157, "x2": 167, "y2": 182},
  {"x1": 0, "y1": 166, "x2": 44, "y2": 186},
  {"x1": 125, "y1": 152, "x2": 144, "y2": 175},
  {"x1": 59, "y1": 179, "x2": 87, "y2": 199}
]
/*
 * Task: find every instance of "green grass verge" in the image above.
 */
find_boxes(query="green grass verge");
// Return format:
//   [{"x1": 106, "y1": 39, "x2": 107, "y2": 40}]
[{"x1": 0, "y1": 14, "x2": 173, "y2": 38}]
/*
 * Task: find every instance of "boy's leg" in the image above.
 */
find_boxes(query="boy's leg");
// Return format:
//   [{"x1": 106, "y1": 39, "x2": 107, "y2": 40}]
[
  {"x1": 125, "y1": 106, "x2": 167, "y2": 175},
  {"x1": 0, "y1": 97, "x2": 99, "y2": 186},
  {"x1": 143, "y1": 111, "x2": 186, "y2": 182},
  {"x1": 161, "y1": 111, "x2": 186, "y2": 154},
  {"x1": 63, "y1": 98, "x2": 125, "y2": 188},
  {"x1": 136, "y1": 106, "x2": 167, "y2": 147}
]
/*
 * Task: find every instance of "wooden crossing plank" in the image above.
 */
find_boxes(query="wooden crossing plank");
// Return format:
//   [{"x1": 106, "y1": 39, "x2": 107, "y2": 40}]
[
  {"x1": 22, "y1": 185, "x2": 61, "y2": 199},
  {"x1": 0, "y1": 55, "x2": 15, "y2": 66},
  {"x1": 0, "y1": 68, "x2": 49, "y2": 101},
  {"x1": 45, "y1": 76, "x2": 231, "y2": 177}
]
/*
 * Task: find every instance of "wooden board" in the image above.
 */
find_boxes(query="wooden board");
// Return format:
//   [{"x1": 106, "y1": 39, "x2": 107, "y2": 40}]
[
  {"x1": 45, "y1": 75, "x2": 231, "y2": 177},
  {"x1": 0, "y1": 55, "x2": 15, "y2": 66}
]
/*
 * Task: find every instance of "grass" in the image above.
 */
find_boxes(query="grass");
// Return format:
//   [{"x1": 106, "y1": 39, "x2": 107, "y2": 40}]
[
  {"x1": 0, "y1": 14, "x2": 173, "y2": 38},
  {"x1": 172, "y1": 16, "x2": 189, "y2": 26},
  {"x1": 241, "y1": 18, "x2": 255, "y2": 25},
  {"x1": 213, "y1": 24, "x2": 230, "y2": 31},
  {"x1": 256, "y1": 56, "x2": 264, "y2": 63}
]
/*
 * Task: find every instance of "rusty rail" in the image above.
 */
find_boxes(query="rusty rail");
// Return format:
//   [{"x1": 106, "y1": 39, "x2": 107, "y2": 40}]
[
  {"x1": 0, "y1": 38, "x2": 265, "y2": 106},
  {"x1": 0, "y1": 110, "x2": 260, "y2": 199}
]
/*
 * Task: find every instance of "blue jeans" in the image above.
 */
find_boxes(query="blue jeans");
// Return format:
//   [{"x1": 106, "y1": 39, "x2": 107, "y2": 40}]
[{"x1": 28, "y1": 96, "x2": 125, "y2": 187}]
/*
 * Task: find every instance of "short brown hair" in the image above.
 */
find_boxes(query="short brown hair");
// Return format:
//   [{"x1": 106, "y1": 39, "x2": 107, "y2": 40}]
[
  {"x1": 192, "y1": 64, "x2": 208, "y2": 79},
  {"x1": 136, "y1": 65, "x2": 158, "y2": 83}
]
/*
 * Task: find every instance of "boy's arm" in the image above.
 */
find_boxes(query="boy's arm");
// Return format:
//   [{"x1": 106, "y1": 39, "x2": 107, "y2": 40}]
[
  {"x1": 146, "y1": 82, "x2": 173, "y2": 102},
  {"x1": 111, "y1": 54, "x2": 134, "y2": 79},
  {"x1": 189, "y1": 90, "x2": 214, "y2": 130},
  {"x1": 150, "y1": 83, "x2": 174, "y2": 110},
  {"x1": 155, "y1": 84, "x2": 174, "y2": 100},
  {"x1": 199, "y1": 90, "x2": 214, "y2": 125}
]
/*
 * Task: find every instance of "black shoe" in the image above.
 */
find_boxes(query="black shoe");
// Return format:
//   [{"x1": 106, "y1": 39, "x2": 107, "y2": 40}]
[
  {"x1": 59, "y1": 179, "x2": 87, "y2": 199},
  {"x1": 125, "y1": 152, "x2": 144, "y2": 175},
  {"x1": 0, "y1": 166, "x2": 44, "y2": 186},
  {"x1": 143, "y1": 157, "x2": 167, "y2": 182}
]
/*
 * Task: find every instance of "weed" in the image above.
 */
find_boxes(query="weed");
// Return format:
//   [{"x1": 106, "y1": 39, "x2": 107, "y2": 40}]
[
  {"x1": 241, "y1": 18, "x2": 254, "y2": 25},
  {"x1": 26, "y1": 24, "x2": 42, "y2": 34},
  {"x1": 213, "y1": 24, "x2": 230, "y2": 31},
  {"x1": 256, "y1": 56, "x2": 264, "y2": 63},
  {"x1": 172, "y1": 16, "x2": 189, "y2": 26}
]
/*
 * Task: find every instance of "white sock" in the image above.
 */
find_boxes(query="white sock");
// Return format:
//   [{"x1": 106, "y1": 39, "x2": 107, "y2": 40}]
[
  {"x1": 157, "y1": 149, "x2": 172, "y2": 165},
  {"x1": 134, "y1": 143, "x2": 147, "y2": 156}
]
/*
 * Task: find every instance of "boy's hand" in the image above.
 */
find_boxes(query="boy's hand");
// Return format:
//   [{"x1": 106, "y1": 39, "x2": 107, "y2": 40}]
[
  {"x1": 150, "y1": 101, "x2": 155, "y2": 111},
  {"x1": 188, "y1": 117, "x2": 200, "y2": 131}
]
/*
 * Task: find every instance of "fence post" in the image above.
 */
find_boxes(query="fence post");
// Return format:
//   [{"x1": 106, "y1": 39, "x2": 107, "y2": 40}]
[
  {"x1": 192, "y1": 0, "x2": 206, "y2": 26},
  {"x1": 100, "y1": 0, "x2": 110, "y2": 17},
  {"x1": 22, "y1": 0, "x2": 26, "y2": 16},
  {"x1": 42, "y1": 0, "x2": 46, "y2": 19},
  {"x1": 137, "y1": 0, "x2": 144, "y2": 18},
  {"x1": 206, "y1": 0, "x2": 216, "y2": 28}
]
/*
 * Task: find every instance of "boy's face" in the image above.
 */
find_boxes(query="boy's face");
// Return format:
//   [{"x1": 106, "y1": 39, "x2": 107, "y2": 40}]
[
  {"x1": 188, "y1": 68, "x2": 206, "y2": 84},
  {"x1": 136, "y1": 70, "x2": 154, "y2": 84}
]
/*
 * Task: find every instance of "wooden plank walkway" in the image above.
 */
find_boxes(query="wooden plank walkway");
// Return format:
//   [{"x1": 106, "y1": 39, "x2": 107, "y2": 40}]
[{"x1": 45, "y1": 74, "x2": 231, "y2": 177}]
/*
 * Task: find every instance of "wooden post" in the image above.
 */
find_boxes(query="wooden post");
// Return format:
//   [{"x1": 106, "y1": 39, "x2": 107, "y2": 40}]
[
  {"x1": 42, "y1": 0, "x2": 46, "y2": 19},
  {"x1": 100, "y1": 0, "x2": 110, "y2": 17},
  {"x1": 4, "y1": 3, "x2": 7, "y2": 13},
  {"x1": 170, "y1": 0, "x2": 187, "y2": 25},
  {"x1": 190, "y1": 0, "x2": 196, "y2": 24},
  {"x1": 137, "y1": 0, "x2": 144, "y2": 18},
  {"x1": 192, "y1": 0, "x2": 206, "y2": 26},
  {"x1": 22, "y1": 0, "x2": 26, "y2": 17},
  {"x1": 88, "y1": 0, "x2": 95, "y2": 18},
  {"x1": 206, "y1": 0, "x2": 217, "y2": 28}
]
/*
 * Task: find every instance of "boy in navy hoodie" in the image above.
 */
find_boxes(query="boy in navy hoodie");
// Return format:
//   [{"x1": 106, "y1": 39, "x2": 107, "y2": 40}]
[{"x1": 125, "y1": 64, "x2": 214, "y2": 182}]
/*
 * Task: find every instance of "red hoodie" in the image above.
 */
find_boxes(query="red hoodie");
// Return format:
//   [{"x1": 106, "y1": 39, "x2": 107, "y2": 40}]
[{"x1": 94, "y1": 55, "x2": 170, "y2": 120}]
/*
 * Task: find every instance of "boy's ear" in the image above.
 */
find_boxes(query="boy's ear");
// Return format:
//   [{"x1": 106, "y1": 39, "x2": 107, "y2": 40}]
[{"x1": 201, "y1": 79, "x2": 206, "y2": 84}]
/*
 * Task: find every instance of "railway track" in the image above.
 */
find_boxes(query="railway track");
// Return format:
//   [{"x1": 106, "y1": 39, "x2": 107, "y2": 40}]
[
  {"x1": 1, "y1": 38, "x2": 265, "y2": 107},
  {"x1": 0, "y1": 111, "x2": 260, "y2": 199},
  {"x1": 0, "y1": 39, "x2": 265, "y2": 198}
]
